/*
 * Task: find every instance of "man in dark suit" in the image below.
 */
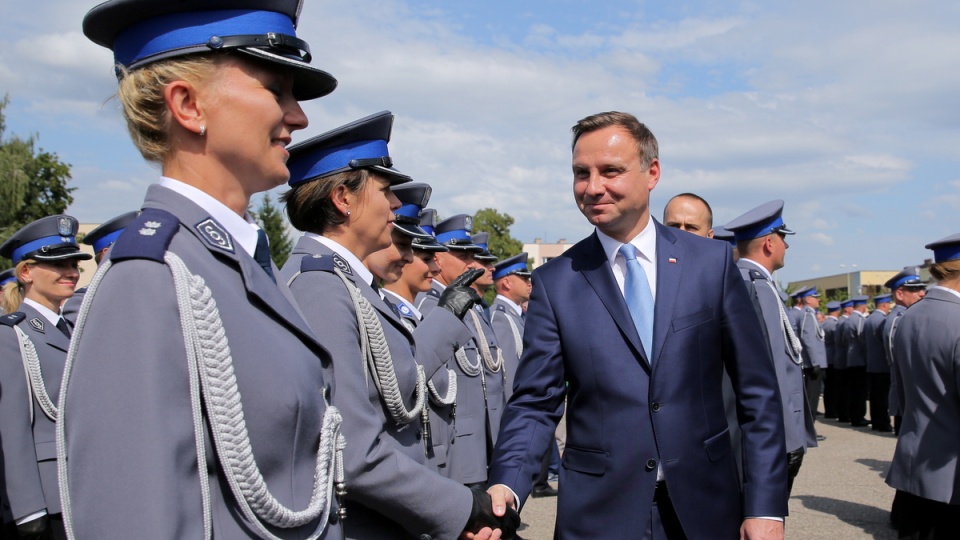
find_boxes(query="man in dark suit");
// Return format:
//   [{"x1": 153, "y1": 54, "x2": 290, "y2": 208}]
[{"x1": 487, "y1": 112, "x2": 788, "y2": 539}]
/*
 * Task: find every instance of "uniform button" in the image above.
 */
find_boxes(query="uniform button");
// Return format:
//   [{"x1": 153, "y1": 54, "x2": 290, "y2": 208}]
[
  {"x1": 651, "y1": 402, "x2": 660, "y2": 412},
  {"x1": 645, "y1": 459, "x2": 657, "y2": 470}
]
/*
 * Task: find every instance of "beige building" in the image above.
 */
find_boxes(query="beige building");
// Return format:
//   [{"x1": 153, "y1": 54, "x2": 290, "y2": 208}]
[
  {"x1": 788, "y1": 270, "x2": 899, "y2": 300},
  {"x1": 524, "y1": 238, "x2": 574, "y2": 269}
]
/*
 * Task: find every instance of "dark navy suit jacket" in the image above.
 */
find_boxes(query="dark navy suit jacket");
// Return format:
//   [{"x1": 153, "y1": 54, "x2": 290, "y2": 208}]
[{"x1": 488, "y1": 222, "x2": 788, "y2": 539}]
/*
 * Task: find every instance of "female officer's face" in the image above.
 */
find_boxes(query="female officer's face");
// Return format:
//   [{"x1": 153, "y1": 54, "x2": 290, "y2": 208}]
[
  {"x1": 350, "y1": 173, "x2": 401, "y2": 254},
  {"x1": 21, "y1": 260, "x2": 80, "y2": 310},
  {"x1": 201, "y1": 57, "x2": 308, "y2": 193}
]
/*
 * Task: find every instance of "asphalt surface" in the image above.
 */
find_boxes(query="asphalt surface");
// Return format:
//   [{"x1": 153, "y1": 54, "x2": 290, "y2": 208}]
[{"x1": 515, "y1": 411, "x2": 899, "y2": 539}]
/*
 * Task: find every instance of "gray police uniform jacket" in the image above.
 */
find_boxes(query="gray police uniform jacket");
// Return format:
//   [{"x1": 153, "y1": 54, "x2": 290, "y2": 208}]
[
  {"x1": 863, "y1": 310, "x2": 889, "y2": 374},
  {"x1": 834, "y1": 316, "x2": 851, "y2": 369},
  {"x1": 281, "y1": 238, "x2": 474, "y2": 540},
  {"x1": 844, "y1": 312, "x2": 868, "y2": 368},
  {"x1": 822, "y1": 316, "x2": 839, "y2": 367},
  {"x1": 60, "y1": 287, "x2": 85, "y2": 326},
  {"x1": 792, "y1": 307, "x2": 827, "y2": 369},
  {"x1": 490, "y1": 297, "x2": 524, "y2": 400},
  {"x1": 61, "y1": 185, "x2": 342, "y2": 539},
  {"x1": 0, "y1": 304, "x2": 68, "y2": 522},
  {"x1": 386, "y1": 292, "x2": 460, "y2": 477},
  {"x1": 737, "y1": 260, "x2": 817, "y2": 452},
  {"x1": 886, "y1": 287, "x2": 960, "y2": 504},
  {"x1": 418, "y1": 282, "x2": 492, "y2": 485},
  {"x1": 883, "y1": 305, "x2": 907, "y2": 416}
]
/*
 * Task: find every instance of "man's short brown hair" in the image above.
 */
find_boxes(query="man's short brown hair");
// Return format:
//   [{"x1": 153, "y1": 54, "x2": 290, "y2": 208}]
[{"x1": 571, "y1": 111, "x2": 659, "y2": 167}]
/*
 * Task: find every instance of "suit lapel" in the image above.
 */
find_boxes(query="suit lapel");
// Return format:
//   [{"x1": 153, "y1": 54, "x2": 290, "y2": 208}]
[
  {"x1": 578, "y1": 232, "x2": 649, "y2": 367},
  {"x1": 652, "y1": 222, "x2": 681, "y2": 367}
]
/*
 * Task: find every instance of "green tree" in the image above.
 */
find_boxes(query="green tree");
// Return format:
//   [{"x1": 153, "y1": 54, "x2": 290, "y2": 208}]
[
  {"x1": 255, "y1": 193, "x2": 293, "y2": 267},
  {"x1": 472, "y1": 208, "x2": 523, "y2": 260},
  {"x1": 0, "y1": 95, "x2": 75, "y2": 266}
]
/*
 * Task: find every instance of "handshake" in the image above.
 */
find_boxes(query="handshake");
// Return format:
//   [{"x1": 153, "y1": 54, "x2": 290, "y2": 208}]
[{"x1": 462, "y1": 486, "x2": 521, "y2": 540}]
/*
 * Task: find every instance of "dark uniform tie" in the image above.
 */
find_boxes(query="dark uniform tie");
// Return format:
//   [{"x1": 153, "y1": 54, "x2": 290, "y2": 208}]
[
  {"x1": 254, "y1": 229, "x2": 276, "y2": 284},
  {"x1": 56, "y1": 317, "x2": 71, "y2": 338}
]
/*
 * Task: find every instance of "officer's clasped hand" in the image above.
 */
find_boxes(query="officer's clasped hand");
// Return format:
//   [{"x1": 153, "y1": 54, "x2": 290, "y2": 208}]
[
  {"x1": 465, "y1": 486, "x2": 520, "y2": 539},
  {"x1": 437, "y1": 268, "x2": 484, "y2": 320}
]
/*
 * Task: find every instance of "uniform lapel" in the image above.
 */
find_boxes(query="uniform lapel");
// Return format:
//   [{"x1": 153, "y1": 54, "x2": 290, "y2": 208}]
[
  {"x1": 578, "y1": 232, "x2": 649, "y2": 367},
  {"x1": 651, "y1": 222, "x2": 681, "y2": 367},
  {"x1": 21, "y1": 304, "x2": 70, "y2": 354}
]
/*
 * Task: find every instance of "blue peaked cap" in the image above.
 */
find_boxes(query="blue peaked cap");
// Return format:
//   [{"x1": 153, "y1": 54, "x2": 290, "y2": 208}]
[
  {"x1": 391, "y1": 183, "x2": 433, "y2": 239},
  {"x1": 0, "y1": 215, "x2": 93, "y2": 264},
  {"x1": 925, "y1": 232, "x2": 960, "y2": 264},
  {"x1": 0, "y1": 269, "x2": 16, "y2": 288},
  {"x1": 493, "y1": 253, "x2": 530, "y2": 280},
  {"x1": 724, "y1": 200, "x2": 795, "y2": 242},
  {"x1": 434, "y1": 214, "x2": 482, "y2": 251},
  {"x1": 84, "y1": 211, "x2": 140, "y2": 253},
  {"x1": 82, "y1": 0, "x2": 336, "y2": 100},
  {"x1": 287, "y1": 111, "x2": 412, "y2": 187}
]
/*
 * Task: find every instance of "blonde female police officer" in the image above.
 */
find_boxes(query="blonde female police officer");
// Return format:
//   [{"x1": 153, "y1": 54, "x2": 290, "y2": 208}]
[
  {"x1": 279, "y1": 112, "x2": 517, "y2": 540},
  {"x1": 0, "y1": 215, "x2": 91, "y2": 540},
  {"x1": 58, "y1": 1, "x2": 347, "y2": 538}
]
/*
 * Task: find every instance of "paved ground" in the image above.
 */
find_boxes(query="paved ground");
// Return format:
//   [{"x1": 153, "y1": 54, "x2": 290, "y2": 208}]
[{"x1": 514, "y1": 414, "x2": 899, "y2": 539}]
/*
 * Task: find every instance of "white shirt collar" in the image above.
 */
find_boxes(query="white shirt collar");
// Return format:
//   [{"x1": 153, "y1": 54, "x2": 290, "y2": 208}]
[
  {"x1": 158, "y1": 177, "x2": 261, "y2": 257},
  {"x1": 383, "y1": 289, "x2": 422, "y2": 320},
  {"x1": 23, "y1": 298, "x2": 61, "y2": 325},
  {"x1": 304, "y1": 233, "x2": 375, "y2": 288},
  {"x1": 495, "y1": 294, "x2": 523, "y2": 317},
  {"x1": 595, "y1": 215, "x2": 658, "y2": 300},
  {"x1": 738, "y1": 257, "x2": 774, "y2": 281}
]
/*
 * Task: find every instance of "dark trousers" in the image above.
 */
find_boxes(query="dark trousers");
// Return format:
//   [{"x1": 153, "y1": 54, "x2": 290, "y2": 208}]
[
  {"x1": 895, "y1": 491, "x2": 960, "y2": 539},
  {"x1": 868, "y1": 372, "x2": 892, "y2": 431},
  {"x1": 642, "y1": 482, "x2": 686, "y2": 540},
  {"x1": 847, "y1": 366, "x2": 868, "y2": 424},
  {"x1": 786, "y1": 447, "x2": 805, "y2": 496},
  {"x1": 803, "y1": 368, "x2": 822, "y2": 419},
  {"x1": 822, "y1": 366, "x2": 838, "y2": 418},
  {"x1": 835, "y1": 368, "x2": 850, "y2": 422}
]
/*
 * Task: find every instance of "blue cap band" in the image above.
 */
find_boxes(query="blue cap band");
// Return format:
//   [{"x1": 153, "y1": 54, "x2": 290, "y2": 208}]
[
  {"x1": 395, "y1": 204, "x2": 421, "y2": 221},
  {"x1": 92, "y1": 229, "x2": 125, "y2": 253},
  {"x1": 12, "y1": 235, "x2": 76, "y2": 263},
  {"x1": 435, "y1": 229, "x2": 472, "y2": 245},
  {"x1": 733, "y1": 215, "x2": 785, "y2": 242},
  {"x1": 493, "y1": 262, "x2": 528, "y2": 280},
  {"x1": 475, "y1": 242, "x2": 489, "y2": 251},
  {"x1": 890, "y1": 275, "x2": 921, "y2": 289},
  {"x1": 113, "y1": 9, "x2": 295, "y2": 67},
  {"x1": 288, "y1": 139, "x2": 389, "y2": 186},
  {"x1": 852, "y1": 298, "x2": 867, "y2": 306},
  {"x1": 0, "y1": 277, "x2": 15, "y2": 287},
  {"x1": 421, "y1": 225, "x2": 435, "y2": 235},
  {"x1": 933, "y1": 244, "x2": 960, "y2": 264}
]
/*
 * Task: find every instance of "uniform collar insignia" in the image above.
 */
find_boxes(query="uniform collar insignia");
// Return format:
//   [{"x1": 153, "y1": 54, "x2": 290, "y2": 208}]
[
  {"x1": 195, "y1": 217, "x2": 235, "y2": 253},
  {"x1": 332, "y1": 253, "x2": 352, "y2": 276},
  {"x1": 398, "y1": 304, "x2": 412, "y2": 316},
  {"x1": 29, "y1": 318, "x2": 44, "y2": 332}
]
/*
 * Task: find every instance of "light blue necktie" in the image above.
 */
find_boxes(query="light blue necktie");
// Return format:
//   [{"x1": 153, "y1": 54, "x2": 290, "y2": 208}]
[{"x1": 619, "y1": 244, "x2": 655, "y2": 358}]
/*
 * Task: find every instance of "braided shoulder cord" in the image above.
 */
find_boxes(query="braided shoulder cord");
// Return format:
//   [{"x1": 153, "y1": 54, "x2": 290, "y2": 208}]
[
  {"x1": 764, "y1": 282, "x2": 803, "y2": 364},
  {"x1": 468, "y1": 310, "x2": 503, "y2": 373},
  {"x1": 13, "y1": 326, "x2": 57, "y2": 422},
  {"x1": 803, "y1": 308, "x2": 825, "y2": 341},
  {"x1": 454, "y1": 345, "x2": 482, "y2": 377},
  {"x1": 887, "y1": 312, "x2": 904, "y2": 366},
  {"x1": 332, "y1": 268, "x2": 425, "y2": 426},
  {"x1": 427, "y1": 369, "x2": 457, "y2": 406},
  {"x1": 493, "y1": 310, "x2": 523, "y2": 357}
]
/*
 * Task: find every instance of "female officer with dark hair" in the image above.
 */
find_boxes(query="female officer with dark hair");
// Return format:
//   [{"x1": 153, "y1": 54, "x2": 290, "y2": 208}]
[
  {"x1": 57, "y1": 1, "x2": 345, "y2": 538},
  {"x1": 279, "y1": 112, "x2": 517, "y2": 540},
  {"x1": 0, "y1": 215, "x2": 91, "y2": 539}
]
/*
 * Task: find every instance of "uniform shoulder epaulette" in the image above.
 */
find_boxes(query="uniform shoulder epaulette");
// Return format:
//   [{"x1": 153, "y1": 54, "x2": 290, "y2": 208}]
[
  {"x1": 299, "y1": 252, "x2": 354, "y2": 278},
  {"x1": 427, "y1": 288, "x2": 440, "y2": 298},
  {"x1": 0, "y1": 312, "x2": 25, "y2": 326},
  {"x1": 495, "y1": 304, "x2": 506, "y2": 312},
  {"x1": 109, "y1": 208, "x2": 179, "y2": 263},
  {"x1": 74, "y1": 286, "x2": 88, "y2": 295},
  {"x1": 747, "y1": 269, "x2": 766, "y2": 281}
]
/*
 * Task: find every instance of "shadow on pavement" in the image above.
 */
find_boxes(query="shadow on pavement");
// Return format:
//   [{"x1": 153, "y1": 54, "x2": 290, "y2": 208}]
[
  {"x1": 794, "y1": 495, "x2": 896, "y2": 539},
  {"x1": 857, "y1": 458, "x2": 892, "y2": 479}
]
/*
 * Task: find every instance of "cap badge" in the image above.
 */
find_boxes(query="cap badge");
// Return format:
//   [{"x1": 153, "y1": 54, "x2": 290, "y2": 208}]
[
  {"x1": 464, "y1": 216, "x2": 473, "y2": 232},
  {"x1": 57, "y1": 217, "x2": 72, "y2": 236}
]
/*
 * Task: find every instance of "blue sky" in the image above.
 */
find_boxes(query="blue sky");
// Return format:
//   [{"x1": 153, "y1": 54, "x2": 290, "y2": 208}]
[{"x1": 3, "y1": 0, "x2": 960, "y2": 283}]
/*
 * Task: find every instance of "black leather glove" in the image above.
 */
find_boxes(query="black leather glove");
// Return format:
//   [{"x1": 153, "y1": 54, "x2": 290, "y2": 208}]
[
  {"x1": 16, "y1": 514, "x2": 52, "y2": 540},
  {"x1": 465, "y1": 487, "x2": 521, "y2": 539},
  {"x1": 437, "y1": 268, "x2": 484, "y2": 320}
]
